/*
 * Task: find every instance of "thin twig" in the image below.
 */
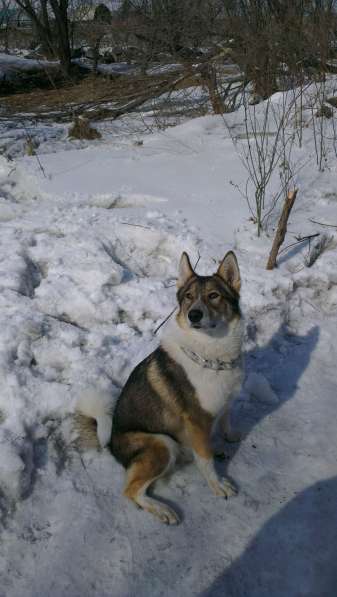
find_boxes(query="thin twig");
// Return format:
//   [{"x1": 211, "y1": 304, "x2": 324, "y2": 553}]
[
  {"x1": 120, "y1": 222, "x2": 151, "y2": 230},
  {"x1": 294, "y1": 233, "x2": 320, "y2": 242},
  {"x1": 153, "y1": 306, "x2": 177, "y2": 335},
  {"x1": 44, "y1": 312, "x2": 88, "y2": 332},
  {"x1": 278, "y1": 233, "x2": 320, "y2": 256},
  {"x1": 309, "y1": 219, "x2": 337, "y2": 228},
  {"x1": 194, "y1": 251, "x2": 201, "y2": 270},
  {"x1": 21, "y1": 120, "x2": 47, "y2": 178}
]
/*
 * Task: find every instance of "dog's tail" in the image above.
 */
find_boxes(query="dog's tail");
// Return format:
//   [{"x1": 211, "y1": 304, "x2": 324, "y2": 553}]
[{"x1": 75, "y1": 388, "x2": 115, "y2": 450}]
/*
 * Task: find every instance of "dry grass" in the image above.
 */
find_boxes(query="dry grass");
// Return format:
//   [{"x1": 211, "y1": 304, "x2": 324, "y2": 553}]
[
  {"x1": 0, "y1": 70, "x2": 191, "y2": 121},
  {"x1": 0, "y1": 60, "x2": 241, "y2": 123},
  {"x1": 1, "y1": 75, "x2": 117, "y2": 116},
  {"x1": 68, "y1": 116, "x2": 102, "y2": 139}
]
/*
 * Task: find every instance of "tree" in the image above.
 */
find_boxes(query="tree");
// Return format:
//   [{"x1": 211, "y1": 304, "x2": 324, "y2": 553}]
[
  {"x1": 91, "y1": 3, "x2": 112, "y2": 72},
  {"x1": 0, "y1": 0, "x2": 12, "y2": 53},
  {"x1": 118, "y1": 0, "x2": 223, "y2": 58},
  {"x1": 224, "y1": 0, "x2": 337, "y2": 98},
  {"x1": 14, "y1": 0, "x2": 72, "y2": 75}
]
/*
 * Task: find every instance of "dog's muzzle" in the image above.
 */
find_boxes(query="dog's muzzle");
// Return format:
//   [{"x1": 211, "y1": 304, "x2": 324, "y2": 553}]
[{"x1": 188, "y1": 309, "x2": 203, "y2": 324}]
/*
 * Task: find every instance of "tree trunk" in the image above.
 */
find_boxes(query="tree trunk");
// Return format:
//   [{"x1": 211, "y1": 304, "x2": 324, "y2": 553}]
[
  {"x1": 266, "y1": 190, "x2": 298, "y2": 270},
  {"x1": 50, "y1": 0, "x2": 72, "y2": 75},
  {"x1": 201, "y1": 63, "x2": 224, "y2": 114},
  {"x1": 14, "y1": 0, "x2": 72, "y2": 76}
]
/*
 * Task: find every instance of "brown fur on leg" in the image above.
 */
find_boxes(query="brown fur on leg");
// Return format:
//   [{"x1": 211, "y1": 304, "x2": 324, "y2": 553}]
[
  {"x1": 183, "y1": 419, "x2": 237, "y2": 498},
  {"x1": 182, "y1": 416, "x2": 214, "y2": 459},
  {"x1": 118, "y1": 432, "x2": 180, "y2": 525}
]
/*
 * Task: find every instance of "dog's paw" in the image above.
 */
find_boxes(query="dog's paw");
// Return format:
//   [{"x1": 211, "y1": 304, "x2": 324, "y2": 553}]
[
  {"x1": 210, "y1": 477, "x2": 238, "y2": 498},
  {"x1": 214, "y1": 451, "x2": 229, "y2": 461},
  {"x1": 148, "y1": 502, "x2": 180, "y2": 525}
]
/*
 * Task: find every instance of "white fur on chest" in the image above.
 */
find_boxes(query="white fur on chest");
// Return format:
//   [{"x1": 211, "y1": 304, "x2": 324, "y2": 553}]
[
  {"x1": 161, "y1": 318, "x2": 244, "y2": 417},
  {"x1": 177, "y1": 351, "x2": 243, "y2": 415}
]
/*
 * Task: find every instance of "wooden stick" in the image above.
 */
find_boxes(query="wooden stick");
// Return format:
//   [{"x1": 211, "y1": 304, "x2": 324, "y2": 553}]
[{"x1": 266, "y1": 189, "x2": 298, "y2": 270}]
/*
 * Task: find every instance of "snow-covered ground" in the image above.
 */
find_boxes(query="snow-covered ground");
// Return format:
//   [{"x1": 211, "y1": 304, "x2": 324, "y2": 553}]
[{"x1": 0, "y1": 82, "x2": 337, "y2": 596}]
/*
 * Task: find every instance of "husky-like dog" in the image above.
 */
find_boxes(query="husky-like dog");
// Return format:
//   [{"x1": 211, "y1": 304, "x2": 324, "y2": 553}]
[{"x1": 77, "y1": 251, "x2": 244, "y2": 524}]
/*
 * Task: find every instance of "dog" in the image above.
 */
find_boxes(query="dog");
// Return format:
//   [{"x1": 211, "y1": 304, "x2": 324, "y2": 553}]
[{"x1": 76, "y1": 251, "x2": 244, "y2": 525}]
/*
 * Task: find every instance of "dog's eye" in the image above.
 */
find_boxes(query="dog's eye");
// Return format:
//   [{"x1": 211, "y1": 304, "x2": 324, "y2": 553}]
[
  {"x1": 209, "y1": 292, "x2": 220, "y2": 300},
  {"x1": 185, "y1": 292, "x2": 193, "y2": 301}
]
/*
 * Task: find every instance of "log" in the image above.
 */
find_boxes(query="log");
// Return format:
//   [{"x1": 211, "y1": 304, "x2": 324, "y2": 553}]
[{"x1": 266, "y1": 189, "x2": 298, "y2": 270}]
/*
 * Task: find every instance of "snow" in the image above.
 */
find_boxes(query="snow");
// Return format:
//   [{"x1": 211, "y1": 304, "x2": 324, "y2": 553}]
[
  {"x1": 0, "y1": 81, "x2": 337, "y2": 596},
  {"x1": 0, "y1": 52, "x2": 58, "y2": 80},
  {"x1": 95, "y1": 62, "x2": 139, "y2": 76}
]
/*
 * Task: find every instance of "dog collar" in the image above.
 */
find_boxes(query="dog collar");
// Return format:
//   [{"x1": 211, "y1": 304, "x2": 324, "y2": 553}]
[{"x1": 180, "y1": 346, "x2": 241, "y2": 371}]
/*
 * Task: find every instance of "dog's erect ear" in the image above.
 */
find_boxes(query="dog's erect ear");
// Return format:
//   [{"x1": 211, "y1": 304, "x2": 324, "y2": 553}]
[
  {"x1": 216, "y1": 251, "x2": 241, "y2": 293},
  {"x1": 177, "y1": 252, "x2": 195, "y2": 289}
]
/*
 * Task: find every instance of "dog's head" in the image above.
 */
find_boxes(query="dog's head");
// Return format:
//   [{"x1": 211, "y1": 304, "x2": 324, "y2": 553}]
[{"x1": 176, "y1": 251, "x2": 241, "y2": 334}]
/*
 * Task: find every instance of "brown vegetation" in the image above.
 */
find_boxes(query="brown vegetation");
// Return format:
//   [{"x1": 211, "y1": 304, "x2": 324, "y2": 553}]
[{"x1": 68, "y1": 115, "x2": 101, "y2": 139}]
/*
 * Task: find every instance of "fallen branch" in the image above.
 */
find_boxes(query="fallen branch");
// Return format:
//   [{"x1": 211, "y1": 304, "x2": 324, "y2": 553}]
[
  {"x1": 266, "y1": 189, "x2": 298, "y2": 270},
  {"x1": 278, "y1": 233, "x2": 320, "y2": 256},
  {"x1": 1, "y1": 71, "x2": 188, "y2": 124},
  {"x1": 305, "y1": 233, "x2": 334, "y2": 267}
]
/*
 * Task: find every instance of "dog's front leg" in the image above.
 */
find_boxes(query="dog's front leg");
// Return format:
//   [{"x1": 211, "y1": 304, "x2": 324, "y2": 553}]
[
  {"x1": 218, "y1": 398, "x2": 243, "y2": 444},
  {"x1": 184, "y1": 419, "x2": 237, "y2": 498},
  {"x1": 210, "y1": 405, "x2": 242, "y2": 462},
  {"x1": 222, "y1": 404, "x2": 242, "y2": 443}
]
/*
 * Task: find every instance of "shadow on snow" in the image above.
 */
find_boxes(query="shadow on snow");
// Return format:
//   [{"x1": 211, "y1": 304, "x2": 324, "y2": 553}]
[
  {"x1": 205, "y1": 323, "x2": 325, "y2": 597},
  {"x1": 202, "y1": 475, "x2": 337, "y2": 597}
]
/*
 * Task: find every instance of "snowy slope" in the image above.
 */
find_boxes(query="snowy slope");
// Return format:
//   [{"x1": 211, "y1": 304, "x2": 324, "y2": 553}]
[{"x1": 0, "y1": 90, "x2": 337, "y2": 597}]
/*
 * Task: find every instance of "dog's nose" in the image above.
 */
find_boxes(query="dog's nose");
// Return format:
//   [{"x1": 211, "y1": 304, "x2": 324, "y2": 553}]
[{"x1": 188, "y1": 309, "x2": 203, "y2": 323}]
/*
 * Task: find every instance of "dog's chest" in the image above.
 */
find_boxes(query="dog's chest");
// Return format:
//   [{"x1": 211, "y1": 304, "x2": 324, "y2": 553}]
[
  {"x1": 181, "y1": 356, "x2": 243, "y2": 416},
  {"x1": 164, "y1": 332, "x2": 243, "y2": 417}
]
